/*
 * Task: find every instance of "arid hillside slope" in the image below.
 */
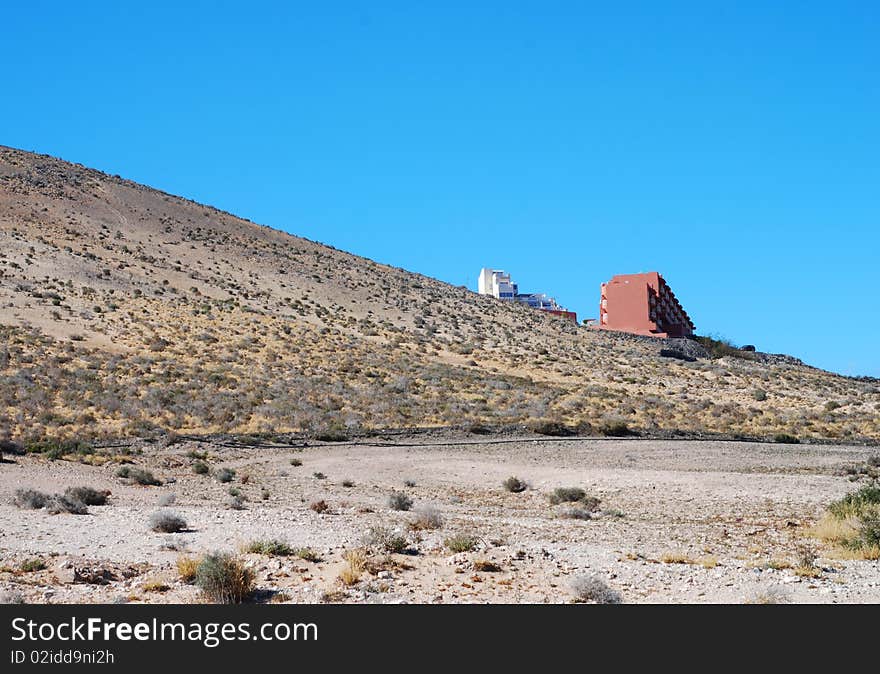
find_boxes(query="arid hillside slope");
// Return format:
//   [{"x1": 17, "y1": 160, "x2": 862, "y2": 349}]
[{"x1": 0, "y1": 145, "x2": 878, "y2": 444}]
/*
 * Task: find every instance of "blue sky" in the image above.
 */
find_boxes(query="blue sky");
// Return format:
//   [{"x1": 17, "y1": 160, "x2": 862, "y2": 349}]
[{"x1": 3, "y1": 1, "x2": 878, "y2": 376}]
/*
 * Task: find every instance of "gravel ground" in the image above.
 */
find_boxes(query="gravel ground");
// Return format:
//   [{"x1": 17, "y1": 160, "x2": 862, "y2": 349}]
[{"x1": 1, "y1": 436, "x2": 878, "y2": 604}]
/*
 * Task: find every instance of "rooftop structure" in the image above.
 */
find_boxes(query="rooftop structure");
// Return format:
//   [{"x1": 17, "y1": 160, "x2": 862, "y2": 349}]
[{"x1": 599, "y1": 272, "x2": 694, "y2": 338}]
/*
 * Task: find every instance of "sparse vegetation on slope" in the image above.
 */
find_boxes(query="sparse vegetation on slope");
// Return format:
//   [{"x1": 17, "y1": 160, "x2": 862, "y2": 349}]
[{"x1": 0, "y1": 145, "x2": 877, "y2": 445}]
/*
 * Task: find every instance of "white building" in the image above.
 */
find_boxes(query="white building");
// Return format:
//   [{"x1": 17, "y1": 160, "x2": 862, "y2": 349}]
[
  {"x1": 478, "y1": 267, "x2": 564, "y2": 311},
  {"x1": 478, "y1": 268, "x2": 518, "y2": 300}
]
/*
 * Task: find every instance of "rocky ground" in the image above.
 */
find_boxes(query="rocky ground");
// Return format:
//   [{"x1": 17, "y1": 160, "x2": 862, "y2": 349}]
[{"x1": 1, "y1": 434, "x2": 878, "y2": 604}]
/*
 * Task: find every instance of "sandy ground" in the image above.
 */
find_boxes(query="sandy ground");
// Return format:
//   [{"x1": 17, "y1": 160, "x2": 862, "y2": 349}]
[{"x1": 1, "y1": 436, "x2": 878, "y2": 604}]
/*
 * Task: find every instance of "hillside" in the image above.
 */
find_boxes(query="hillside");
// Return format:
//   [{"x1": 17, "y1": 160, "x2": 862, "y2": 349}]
[{"x1": 0, "y1": 145, "x2": 878, "y2": 445}]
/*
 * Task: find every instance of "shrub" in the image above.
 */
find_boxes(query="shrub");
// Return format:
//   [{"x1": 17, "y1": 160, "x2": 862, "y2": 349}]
[
  {"x1": 64, "y1": 487, "x2": 108, "y2": 506},
  {"x1": 502, "y1": 476, "x2": 527, "y2": 493},
  {"x1": 196, "y1": 553, "x2": 254, "y2": 604},
  {"x1": 177, "y1": 556, "x2": 200, "y2": 583},
  {"x1": 403, "y1": 479, "x2": 416, "y2": 488},
  {"x1": 46, "y1": 494, "x2": 88, "y2": 515},
  {"x1": 313, "y1": 472, "x2": 326, "y2": 480},
  {"x1": 828, "y1": 484, "x2": 880, "y2": 519},
  {"x1": 227, "y1": 495, "x2": 246, "y2": 510},
  {"x1": 558, "y1": 507, "x2": 592, "y2": 520},
  {"x1": 473, "y1": 559, "x2": 502, "y2": 572},
  {"x1": 13, "y1": 489, "x2": 49, "y2": 509},
  {"x1": 192, "y1": 461, "x2": 209, "y2": 475},
  {"x1": 295, "y1": 547, "x2": 322, "y2": 563},
  {"x1": 364, "y1": 526, "x2": 409, "y2": 554},
  {"x1": 694, "y1": 335, "x2": 755, "y2": 361},
  {"x1": 549, "y1": 487, "x2": 587, "y2": 505},
  {"x1": 339, "y1": 549, "x2": 366, "y2": 586},
  {"x1": 848, "y1": 513, "x2": 880, "y2": 551},
  {"x1": 445, "y1": 533, "x2": 478, "y2": 553},
  {"x1": 20, "y1": 558, "x2": 47, "y2": 572},
  {"x1": 215, "y1": 467, "x2": 235, "y2": 483},
  {"x1": 245, "y1": 540, "x2": 294, "y2": 556},
  {"x1": 388, "y1": 491, "x2": 413, "y2": 511},
  {"x1": 410, "y1": 506, "x2": 444, "y2": 530},
  {"x1": 571, "y1": 574, "x2": 622, "y2": 604},
  {"x1": 149, "y1": 510, "x2": 187, "y2": 533},
  {"x1": 289, "y1": 458, "x2": 302, "y2": 467},
  {"x1": 341, "y1": 479, "x2": 355, "y2": 488},
  {"x1": 310, "y1": 500, "x2": 330, "y2": 514},
  {"x1": 752, "y1": 389, "x2": 768, "y2": 401},
  {"x1": 116, "y1": 466, "x2": 161, "y2": 486},
  {"x1": 773, "y1": 433, "x2": 800, "y2": 445}
]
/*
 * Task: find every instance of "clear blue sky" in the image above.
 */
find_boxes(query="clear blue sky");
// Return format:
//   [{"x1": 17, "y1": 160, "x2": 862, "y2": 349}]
[{"x1": 4, "y1": 1, "x2": 878, "y2": 376}]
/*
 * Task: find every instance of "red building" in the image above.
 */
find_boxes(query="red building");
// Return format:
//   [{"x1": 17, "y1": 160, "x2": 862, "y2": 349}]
[{"x1": 599, "y1": 272, "x2": 694, "y2": 338}]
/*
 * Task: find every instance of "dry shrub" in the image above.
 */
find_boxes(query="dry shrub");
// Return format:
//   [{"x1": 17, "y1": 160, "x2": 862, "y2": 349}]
[{"x1": 196, "y1": 553, "x2": 254, "y2": 603}]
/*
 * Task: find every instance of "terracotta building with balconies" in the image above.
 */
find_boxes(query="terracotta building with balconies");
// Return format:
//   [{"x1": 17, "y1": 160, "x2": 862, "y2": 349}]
[{"x1": 599, "y1": 272, "x2": 694, "y2": 338}]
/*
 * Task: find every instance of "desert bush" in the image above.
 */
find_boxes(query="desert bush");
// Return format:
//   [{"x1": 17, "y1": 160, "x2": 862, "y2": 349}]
[
  {"x1": 444, "y1": 533, "x2": 478, "y2": 553},
  {"x1": 177, "y1": 556, "x2": 200, "y2": 583},
  {"x1": 339, "y1": 549, "x2": 366, "y2": 586},
  {"x1": 502, "y1": 476, "x2": 527, "y2": 493},
  {"x1": 64, "y1": 486, "x2": 108, "y2": 506},
  {"x1": 215, "y1": 467, "x2": 236, "y2": 483},
  {"x1": 19, "y1": 558, "x2": 47, "y2": 572},
  {"x1": 313, "y1": 472, "x2": 326, "y2": 480},
  {"x1": 549, "y1": 487, "x2": 587, "y2": 505},
  {"x1": 149, "y1": 510, "x2": 187, "y2": 533},
  {"x1": 364, "y1": 525, "x2": 409, "y2": 554},
  {"x1": 196, "y1": 553, "x2": 254, "y2": 604},
  {"x1": 295, "y1": 548, "x2": 322, "y2": 563},
  {"x1": 116, "y1": 466, "x2": 161, "y2": 486},
  {"x1": 571, "y1": 574, "x2": 622, "y2": 604},
  {"x1": 410, "y1": 505, "x2": 443, "y2": 530},
  {"x1": 403, "y1": 479, "x2": 416, "y2": 487},
  {"x1": 388, "y1": 491, "x2": 413, "y2": 511},
  {"x1": 310, "y1": 500, "x2": 330, "y2": 514},
  {"x1": 192, "y1": 461, "x2": 209, "y2": 475},
  {"x1": 828, "y1": 484, "x2": 880, "y2": 519},
  {"x1": 341, "y1": 479, "x2": 355, "y2": 488},
  {"x1": 245, "y1": 540, "x2": 294, "y2": 556},
  {"x1": 227, "y1": 495, "x2": 246, "y2": 510},
  {"x1": 773, "y1": 433, "x2": 800, "y2": 444},
  {"x1": 558, "y1": 507, "x2": 592, "y2": 520},
  {"x1": 472, "y1": 559, "x2": 502, "y2": 572},
  {"x1": 46, "y1": 494, "x2": 88, "y2": 515},
  {"x1": 752, "y1": 389, "x2": 767, "y2": 401},
  {"x1": 13, "y1": 488, "x2": 49, "y2": 509},
  {"x1": 289, "y1": 458, "x2": 302, "y2": 467},
  {"x1": 694, "y1": 335, "x2": 754, "y2": 361},
  {"x1": 848, "y1": 513, "x2": 880, "y2": 551}
]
